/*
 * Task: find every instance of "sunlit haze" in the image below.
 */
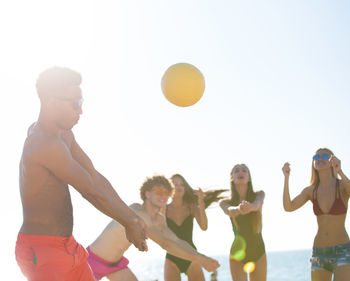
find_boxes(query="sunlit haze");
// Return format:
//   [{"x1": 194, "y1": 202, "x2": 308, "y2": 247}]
[{"x1": 1, "y1": 0, "x2": 350, "y2": 279}]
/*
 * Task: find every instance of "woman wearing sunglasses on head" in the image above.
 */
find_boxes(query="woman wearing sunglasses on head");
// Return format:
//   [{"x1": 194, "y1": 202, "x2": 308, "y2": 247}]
[
  {"x1": 164, "y1": 174, "x2": 226, "y2": 281},
  {"x1": 282, "y1": 148, "x2": 350, "y2": 281}
]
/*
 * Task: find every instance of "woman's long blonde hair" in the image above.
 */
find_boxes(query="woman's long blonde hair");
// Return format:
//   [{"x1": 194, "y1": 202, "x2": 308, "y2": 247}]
[
  {"x1": 230, "y1": 164, "x2": 262, "y2": 233},
  {"x1": 310, "y1": 148, "x2": 338, "y2": 186}
]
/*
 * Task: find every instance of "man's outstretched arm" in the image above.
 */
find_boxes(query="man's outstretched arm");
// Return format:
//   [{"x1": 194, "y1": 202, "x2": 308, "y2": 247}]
[
  {"x1": 37, "y1": 136, "x2": 147, "y2": 251},
  {"x1": 135, "y1": 210, "x2": 219, "y2": 272},
  {"x1": 70, "y1": 135, "x2": 147, "y2": 230}
]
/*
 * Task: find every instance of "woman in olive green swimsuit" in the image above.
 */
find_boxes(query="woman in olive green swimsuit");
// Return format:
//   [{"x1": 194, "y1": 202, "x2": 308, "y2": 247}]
[
  {"x1": 220, "y1": 164, "x2": 267, "y2": 281},
  {"x1": 164, "y1": 174, "x2": 226, "y2": 281}
]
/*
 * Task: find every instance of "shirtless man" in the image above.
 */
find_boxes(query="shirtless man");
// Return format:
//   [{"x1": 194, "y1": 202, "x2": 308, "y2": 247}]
[
  {"x1": 87, "y1": 175, "x2": 220, "y2": 281},
  {"x1": 15, "y1": 67, "x2": 147, "y2": 281}
]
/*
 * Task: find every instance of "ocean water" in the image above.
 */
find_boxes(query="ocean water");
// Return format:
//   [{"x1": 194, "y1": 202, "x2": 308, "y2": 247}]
[{"x1": 129, "y1": 249, "x2": 312, "y2": 281}]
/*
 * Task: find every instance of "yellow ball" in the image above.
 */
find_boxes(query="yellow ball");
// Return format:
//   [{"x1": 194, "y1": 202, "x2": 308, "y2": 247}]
[{"x1": 161, "y1": 63, "x2": 205, "y2": 107}]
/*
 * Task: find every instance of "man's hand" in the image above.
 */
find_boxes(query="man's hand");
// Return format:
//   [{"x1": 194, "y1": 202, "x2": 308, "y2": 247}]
[
  {"x1": 125, "y1": 218, "x2": 148, "y2": 252},
  {"x1": 198, "y1": 255, "x2": 220, "y2": 272}
]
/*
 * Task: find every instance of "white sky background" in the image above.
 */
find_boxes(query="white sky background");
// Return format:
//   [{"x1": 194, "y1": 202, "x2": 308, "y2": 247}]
[{"x1": 1, "y1": 0, "x2": 350, "y2": 279}]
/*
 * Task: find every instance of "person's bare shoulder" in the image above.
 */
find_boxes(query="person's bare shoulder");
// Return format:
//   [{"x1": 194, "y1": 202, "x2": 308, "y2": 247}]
[
  {"x1": 129, "y1": 203, "x2": 148, "y2": 219},
  {"x1": 129, "y1": 203, "x2": 142, "y2": 210},
  {"x1": 23, "y1": 126, "x2": 53, "y2": 159},
  {"x1": 301, "y1": 185, "x2": 314, "y2": 200},
  {"x1": 25, "y1": 134, "x2": 60, "y2": 157},
  {"x1": 303, "y1": 185, "x2": 314, "y2": 192},
  {"x1": 23, "y1": 128, "x2": 72, "y2": 173},
  {"x1": 129, "y1": 203, "x2": 156, "y2": 227}
]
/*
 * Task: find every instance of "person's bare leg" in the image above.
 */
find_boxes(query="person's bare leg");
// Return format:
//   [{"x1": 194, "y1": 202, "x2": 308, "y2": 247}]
[
  {"x1": 107, "y1": 268, "x2": 138, "y2": 281},
  {"x1": 229, "y1": 258, "x2": 247, "y2": 281},
  {"x1": 186, "y1": 262, "x2": 205, "y2": 281},
  {"x1": 311, "y1": 269, "x2": 332, "y2": 281},
  {"x1": 334, "y1": 264, "x2": 350, "y2": 281},
  {"x1": 164, "y1": 259, "x2": 181, "y2": 281},
  {"x1": 249, "y1": 254, "x2": 267, "y2": 281}
]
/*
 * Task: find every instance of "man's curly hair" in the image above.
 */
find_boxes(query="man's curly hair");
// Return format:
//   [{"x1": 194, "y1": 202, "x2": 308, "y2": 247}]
[{"x1": 140, "y1": 175, "x2": 173, "y2": 201}]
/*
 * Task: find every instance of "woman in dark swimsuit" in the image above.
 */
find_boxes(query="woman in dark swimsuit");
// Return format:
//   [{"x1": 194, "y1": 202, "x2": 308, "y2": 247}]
[
  {"x1": 220, "y1": 164, "x2": 266, "y2": 281},
  {"x1": 282, "y1": 148, "x2": 350, "y2": 281},
  {"x1": 164, "y1": 174, "x2": 226, "y2": 281}
]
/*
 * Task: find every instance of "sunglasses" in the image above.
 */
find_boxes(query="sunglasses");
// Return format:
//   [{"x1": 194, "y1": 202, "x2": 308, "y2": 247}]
[
  {"x1": 54, "y1": 96, "x2": 84, "y2": 110},
  {"x1": 73, "y1": 98, "x2": 84, "y2": 110},
  {"x1": 151, "y1": 188, "x2": 171, "y2": 197},
  {"x1": 312, "y1": 153, "x2": 331, "y2": 161}
]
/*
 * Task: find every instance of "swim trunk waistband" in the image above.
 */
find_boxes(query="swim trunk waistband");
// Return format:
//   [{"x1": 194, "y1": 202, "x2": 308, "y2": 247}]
[{"x1": 17, "y1": 232, "x2": 76, "y2": 246}]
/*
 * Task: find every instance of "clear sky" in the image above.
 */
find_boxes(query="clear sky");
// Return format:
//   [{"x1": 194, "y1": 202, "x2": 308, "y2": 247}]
[{"x1": 1, "y1": 0, "x2": 350, "y2": 279}]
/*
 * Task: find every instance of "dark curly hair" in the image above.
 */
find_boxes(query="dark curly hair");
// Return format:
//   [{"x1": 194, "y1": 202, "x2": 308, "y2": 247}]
[{"x1": 140, "y1": 175, "x2": 173, "y2": 201}]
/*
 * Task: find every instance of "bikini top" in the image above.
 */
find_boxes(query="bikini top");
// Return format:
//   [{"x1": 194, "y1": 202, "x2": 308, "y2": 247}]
[{"x1": 312, "y1": 179, "x2": 347, "y2": 216}]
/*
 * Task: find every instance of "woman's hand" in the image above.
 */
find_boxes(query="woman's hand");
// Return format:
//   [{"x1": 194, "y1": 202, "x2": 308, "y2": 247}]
[
  {"x1": 239, "y1": 200, "x2": 253, "y2": 215},
  {"x1": 330, "y1": 155, "x2": 341, "y2": 174},
  {"x1": 228, "y1": 206, "x2": 241, "y2": 217},
  {"x1": 282, "y1": 162, "x2": 291, "y2": 177},
  {"x1": 194, "y1": 188, "x2": 204, "y2": 205}
]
